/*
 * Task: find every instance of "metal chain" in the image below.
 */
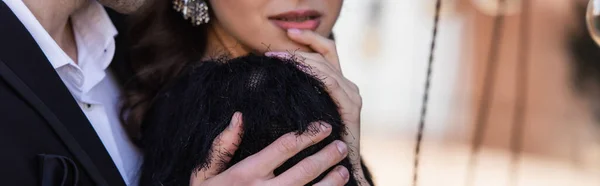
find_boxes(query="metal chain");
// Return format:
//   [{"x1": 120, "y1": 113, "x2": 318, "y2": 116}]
[{"x1": 412, "y1": 0, "x2": 442, "y2": 185}]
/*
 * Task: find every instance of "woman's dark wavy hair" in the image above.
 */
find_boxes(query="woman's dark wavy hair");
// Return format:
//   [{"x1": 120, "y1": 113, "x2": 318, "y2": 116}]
[{"x1": 120, "y1": 0, "x2": 211, "y2": 144}]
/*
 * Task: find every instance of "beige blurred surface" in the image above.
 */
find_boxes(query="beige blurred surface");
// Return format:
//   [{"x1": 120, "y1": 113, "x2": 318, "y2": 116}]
[
  {"x1": 361, "y1": 136, "x2": 600, "y2": 186},
  {"x1": 334, "y1": 0, "x2": 600, "y2": 185}
]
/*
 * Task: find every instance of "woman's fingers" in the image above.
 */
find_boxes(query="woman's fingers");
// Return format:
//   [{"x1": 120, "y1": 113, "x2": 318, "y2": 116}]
[
  {"x1": 235, "y1": 122, "x2": 333, "y2": 176},
  {"x1": 190, "y1": 112, "x2": 243, "y2": 184},
  {"x1": 277, "y1": 29, "x2": 361, "y2": 110},
  {"x1": 286, "y1": 29, "x2": 341, "y2": 71},
  {"x1": 265, "y1": 29, "x2": 366, "y2": 184},
  {"x1": 268, "y1": 140, "x2": 348, "y2": 186},
  {"x1": 264, "y1": 52, "x2": 357, "y2": 107},
  {"x1": 291, "y1": 52, "x2": 357, "y2": 99},
  {"x1": 312, "y1": 166, "x2": 350, "y2": 186}
]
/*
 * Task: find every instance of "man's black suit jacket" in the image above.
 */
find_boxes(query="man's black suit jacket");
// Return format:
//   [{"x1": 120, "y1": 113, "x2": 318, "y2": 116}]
[{"x1": 0, "y1": 2, "x2": 133, "y2": 186}]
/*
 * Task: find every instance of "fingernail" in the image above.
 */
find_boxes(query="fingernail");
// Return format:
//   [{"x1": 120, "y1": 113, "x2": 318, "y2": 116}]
[
  {"x1": 265, "y1": 51, "x2": 284, "y2": 56},
  {"x1": 335, "y1": 141, "x2": 347, "y2": 155},
  {"x1": 228, "y1": 112, "x2": 240, "y2": 130},
  {"x1": 320, "y1": 122, "x2": 331, "y2": 131},
  {"x1": 265, "y1": 52, "x2": 290, "y2": 59},
  {"x1": 336, "y1": 166, "x2": 350, "y2": 181},
  {"x1": 287, "y1": 28, "x2": 302, "y2": 34}
]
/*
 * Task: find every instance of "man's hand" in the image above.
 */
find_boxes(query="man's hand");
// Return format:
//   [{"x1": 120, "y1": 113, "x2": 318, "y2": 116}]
[{"x1": 190, "y1": 112, "x2": 351, "y2": 186}]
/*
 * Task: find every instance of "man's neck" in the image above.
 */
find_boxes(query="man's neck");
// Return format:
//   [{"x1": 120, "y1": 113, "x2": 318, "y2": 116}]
[{"x1": 22, "y1": 0, "x2": 85, "y2": 63}]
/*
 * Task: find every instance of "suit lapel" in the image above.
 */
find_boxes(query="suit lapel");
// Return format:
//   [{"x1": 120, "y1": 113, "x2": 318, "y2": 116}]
[{"x1": 0, "y1": 2, "x2": 126, "y2": 186}]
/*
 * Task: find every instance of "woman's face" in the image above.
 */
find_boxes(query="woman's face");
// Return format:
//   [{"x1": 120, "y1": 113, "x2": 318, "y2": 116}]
[{"x1": 208, "y1": 0, "x2": 343, "y2": 54}]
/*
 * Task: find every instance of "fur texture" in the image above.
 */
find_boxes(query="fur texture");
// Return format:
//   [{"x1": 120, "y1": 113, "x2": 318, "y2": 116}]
[{"x1": 139, "y1": 54, "x2": 372, "y2": 185}]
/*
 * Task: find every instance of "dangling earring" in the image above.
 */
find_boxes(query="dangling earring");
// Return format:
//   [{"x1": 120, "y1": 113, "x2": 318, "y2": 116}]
[{"x1": 173, "y1": 0, "x2": 210, "y2": 26}]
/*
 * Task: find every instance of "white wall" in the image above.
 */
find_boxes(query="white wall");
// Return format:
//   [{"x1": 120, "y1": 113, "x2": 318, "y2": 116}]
[{"x1": 334, "y1": 0, "x2": 470, "y2": 139}]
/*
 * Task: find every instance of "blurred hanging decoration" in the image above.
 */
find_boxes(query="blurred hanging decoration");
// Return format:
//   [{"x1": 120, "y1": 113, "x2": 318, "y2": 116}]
[
  {"x1": 472, "y1": 0, "x2": 520, "y2": 16},
  {"x1": 361, "y1": 0, "x2": 383, "y2": 58},
  {"x1": 412, "y1": 0, "x2": 442, "y2": 185},
  {"x1": 466, "y1": 0, "x2": 508, "y2": 185},
  {"x1": 587, "y1": 0, "x2": 600, "y2": 46},
  {"x1": 466, "y1": 0, "x2": 532, "y2": 185},
  {"x1": 508, "y1": 0, "x2": 530, "y2": 185}
]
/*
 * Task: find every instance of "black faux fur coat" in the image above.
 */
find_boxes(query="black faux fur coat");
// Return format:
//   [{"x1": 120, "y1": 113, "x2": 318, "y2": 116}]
[{"x1": 139, "y1": 55, "x2": 373, "y2": 186}]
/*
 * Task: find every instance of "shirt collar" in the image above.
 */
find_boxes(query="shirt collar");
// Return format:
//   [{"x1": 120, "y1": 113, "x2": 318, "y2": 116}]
[
  {"x1": 71, "y1": 0, "x2": 118, "y2": 70},
  {"x1": 2, "y1": 0, "x2": 118, "y2": 70}
]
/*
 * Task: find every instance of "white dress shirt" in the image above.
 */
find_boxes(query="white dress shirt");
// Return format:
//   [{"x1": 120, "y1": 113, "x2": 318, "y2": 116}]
[{"x1": 3, "y1": 0, "x2": 142, "y2": 185}]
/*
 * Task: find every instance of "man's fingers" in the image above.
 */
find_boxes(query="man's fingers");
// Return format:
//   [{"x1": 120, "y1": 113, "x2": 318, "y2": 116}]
[
  {"x1": 313, "y1": 166, "x2": 350, "y2": 186},
  {"x1": 269, "y1": 140, "x2": 348, "y2": 186},
  {"x1": 207, "y1": 112, "x2": 243, "y2": 172},
  {"x1": 191, "y1": 112, "x2": 243, "y2": 184},
  {"x1": 238, "y1": 122, "x2": 332, "y2": 175},
  {"x1": 286, "y1": 29, "x2": 341, "y2": 70}
]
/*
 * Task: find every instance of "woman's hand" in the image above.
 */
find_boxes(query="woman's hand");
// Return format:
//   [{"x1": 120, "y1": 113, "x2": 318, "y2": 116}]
[
  {"x1": 190, "y1": 112, "x2": 351, "y2": 186},
  {"x1": 265, "y1": 29, "x2": 367, "y2": 186}
]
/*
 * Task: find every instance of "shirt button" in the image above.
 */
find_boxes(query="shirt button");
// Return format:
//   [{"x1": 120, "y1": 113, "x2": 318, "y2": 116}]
[{"x1": 82, "y1": 103, "x2": 93, "y2": 111}]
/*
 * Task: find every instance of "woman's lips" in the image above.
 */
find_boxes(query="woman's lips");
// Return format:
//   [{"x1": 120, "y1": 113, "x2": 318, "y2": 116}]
[
  {"x1": 270, "y1": 19, "x2": 321, "y2": 30},
  {"x1": 268, "y1": 10, "x2": 322, "y2": 31}
]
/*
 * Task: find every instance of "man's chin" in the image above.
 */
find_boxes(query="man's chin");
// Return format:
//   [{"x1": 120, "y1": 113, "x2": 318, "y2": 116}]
[{"x1": 97, "y1": 0, "x2": 146, "y2": 14}]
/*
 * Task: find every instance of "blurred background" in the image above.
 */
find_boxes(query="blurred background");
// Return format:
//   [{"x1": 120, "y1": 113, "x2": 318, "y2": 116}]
[{"x1": 333, "y1": 0, "x2": 600, "y2": 185}]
